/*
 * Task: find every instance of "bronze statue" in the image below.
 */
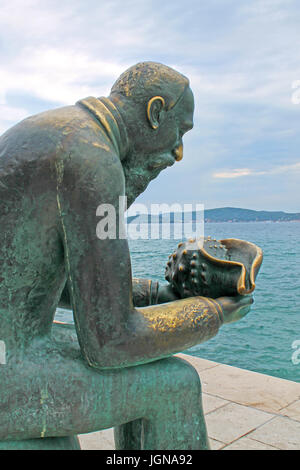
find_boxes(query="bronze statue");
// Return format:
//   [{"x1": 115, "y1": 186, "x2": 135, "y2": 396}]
[{"x1": 0, "y1": 62, "x2": 259, "y2": 450}]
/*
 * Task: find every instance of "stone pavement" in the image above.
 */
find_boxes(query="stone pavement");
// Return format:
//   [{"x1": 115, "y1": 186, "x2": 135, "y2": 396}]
[{"x1": 78, "y1": 353, "x2": 300, "y2": 450}]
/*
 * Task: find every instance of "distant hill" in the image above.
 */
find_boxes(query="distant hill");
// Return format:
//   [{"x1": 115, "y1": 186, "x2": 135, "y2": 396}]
[
  {"x1": 126, "y1": 207, "x2": 300, "y2": 223},
  {"x1": 203, "y1": 207, "x2": 300, "y2": 222}
]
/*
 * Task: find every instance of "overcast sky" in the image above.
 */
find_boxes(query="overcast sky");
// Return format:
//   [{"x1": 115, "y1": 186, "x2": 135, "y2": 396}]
[{"x1": 1, "y1": 0, "x2": 300, "y2": 211}]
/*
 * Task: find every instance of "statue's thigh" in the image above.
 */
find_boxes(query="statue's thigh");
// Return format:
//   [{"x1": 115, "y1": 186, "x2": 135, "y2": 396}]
[{"x1": 0, "y1": 353, "x2": 198, "y2": 440}]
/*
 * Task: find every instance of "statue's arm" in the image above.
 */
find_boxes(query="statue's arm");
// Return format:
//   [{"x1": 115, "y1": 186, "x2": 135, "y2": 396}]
[
  {"x1": 57, "y1": 147, "x2": 249, "y2": 369},
  {"x1": 58, "y1": 278, "x2": 176, "y2": 309}
]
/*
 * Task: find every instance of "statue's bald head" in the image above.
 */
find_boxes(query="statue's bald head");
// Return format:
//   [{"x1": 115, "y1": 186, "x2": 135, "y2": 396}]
[
  {"x1": 109, "y1": 62, "x2": 194, "y2": 207},
  {"x1": 110, "y1": 61, "x2": 189, "y2": 110}
]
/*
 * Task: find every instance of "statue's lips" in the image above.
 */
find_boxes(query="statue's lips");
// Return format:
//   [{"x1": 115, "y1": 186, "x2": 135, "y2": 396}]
[{"x1": 147, "y1": 144, "x2": 183, "y2": 171}]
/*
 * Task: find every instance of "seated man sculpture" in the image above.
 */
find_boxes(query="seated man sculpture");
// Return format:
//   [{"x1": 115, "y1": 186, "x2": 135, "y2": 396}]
[{"x1": 0, "y1": 62, "x2": 254, "y2": 450}]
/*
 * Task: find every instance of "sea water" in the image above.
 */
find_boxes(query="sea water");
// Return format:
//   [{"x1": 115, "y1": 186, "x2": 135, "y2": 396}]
[{"x1": 56, "y1": 222, "x2": 300, "y2": 383}]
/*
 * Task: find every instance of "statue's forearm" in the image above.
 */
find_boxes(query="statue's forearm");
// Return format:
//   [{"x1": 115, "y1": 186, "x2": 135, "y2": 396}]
[
  {"x1": 57, "y1": 278, "x2": 224, "y2": 370},
  {"x1": 86, "y1": 296, "x2": 224, "y2": 369}
]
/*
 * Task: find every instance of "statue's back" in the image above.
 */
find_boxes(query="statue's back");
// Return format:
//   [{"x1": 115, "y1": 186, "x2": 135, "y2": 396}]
[{"x1": 0, "y1": 114, "x2": 68, "y2": 349}]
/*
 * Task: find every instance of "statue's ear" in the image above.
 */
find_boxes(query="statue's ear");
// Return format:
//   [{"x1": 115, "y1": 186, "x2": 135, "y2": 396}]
[{"x1": 146, "y1": 96, "x2": 165, "y2": 129}]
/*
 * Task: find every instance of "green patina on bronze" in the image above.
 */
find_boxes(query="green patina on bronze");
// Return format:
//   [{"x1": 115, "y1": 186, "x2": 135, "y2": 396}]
[{"x1": 0, "y1": 62, "x2": 262, "y2": 450}]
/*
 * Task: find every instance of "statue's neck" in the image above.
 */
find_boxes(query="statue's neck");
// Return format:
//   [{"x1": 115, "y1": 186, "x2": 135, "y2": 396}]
[{"x1": 76, "y1": 96, "x2": 129, "y2": 160}]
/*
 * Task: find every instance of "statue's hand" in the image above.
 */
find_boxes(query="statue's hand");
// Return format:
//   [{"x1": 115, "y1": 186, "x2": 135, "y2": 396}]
[
  {"x1": 215, "y1": 295, "x2": 254, "y2": 324},
  {"x1": 157, "y1": 284, "x2": 180, "y2": 304}
]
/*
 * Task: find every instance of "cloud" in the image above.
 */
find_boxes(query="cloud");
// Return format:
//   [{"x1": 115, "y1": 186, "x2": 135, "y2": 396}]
[
  {"x1": 0, "y1": 47, "x2": 127, "y2": 106},
  {"x1": 1, "y1": 0, "x2": 300, "y2": 211},
  {"x1": 213, "y1": 162, "x2": 300, "y2": 179},
  {"x1": 0, "y1": 104, "x2": 31, "y2": 136},
  {"x1": 1, "y1": 0, "x2": 300, "y2": 114},
  {"x1": 213, "y1": 169, "x2": 255, "y2": 179},
  {"x1": 0, "y1": 0, "x2": 153, "y2": 109},
  {"x1": 271, "y1": 161, "x2": 300, "y2": 174}
]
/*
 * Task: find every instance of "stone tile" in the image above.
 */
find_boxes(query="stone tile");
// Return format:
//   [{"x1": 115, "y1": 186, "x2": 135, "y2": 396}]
[
  {"x1": 177, "y1": 353, "x2": 219, "y2": 372},
  {"x1": 79, "y1": 428, "x2": 114, "y2": 450},
  {"x1": 209, "y1": 438, "x2": 226, "y2": 450},
  {"x1": 205, "y1": 402, "x2": 272, "y2": 444},
  {"x1": 248, "y1": 416, "x2": 300, "y2": 450},
  {"x1": 202, "y1": 393, "x2": 229, "y2": 414},
  {"x1": 223, "y1": 437, "x2": 279, "y2": 450},
  {"x1": 198, "y1": 362, "x2": 300, "y2": 414},
  {"x1": 280, "y1": 400, "x2": 300, "y2": 422},
  {"x1": 78, "y1": 431, "x2": 102, "y2": 450},
  {"x1": 100, "y1": 428, "x2": 115, "y2": 449}
]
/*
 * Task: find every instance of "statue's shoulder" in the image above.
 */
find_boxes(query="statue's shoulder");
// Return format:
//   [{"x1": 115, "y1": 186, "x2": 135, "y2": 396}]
[
  {"x1": 0, "y1": 102, "x2": 115, "y2": 165},
  {"x1": 0, "y1": 102, "x2": 102, "y2": 143}
]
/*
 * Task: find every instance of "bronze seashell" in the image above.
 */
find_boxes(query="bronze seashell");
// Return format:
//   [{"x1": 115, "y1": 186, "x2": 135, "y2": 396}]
[{"x1": 165, "y1": 237, "x2": 263, "y2": 299}]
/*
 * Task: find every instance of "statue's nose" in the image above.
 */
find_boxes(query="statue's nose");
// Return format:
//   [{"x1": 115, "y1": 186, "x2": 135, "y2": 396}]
[{"x1": 173, "y1": 143, "x2": 183, "y2": 161}]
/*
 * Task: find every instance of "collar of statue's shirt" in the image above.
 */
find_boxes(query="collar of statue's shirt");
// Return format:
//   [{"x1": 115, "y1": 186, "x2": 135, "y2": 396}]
[{"x1": 76, "y1": 96, "x2": 129, "y2": 160}]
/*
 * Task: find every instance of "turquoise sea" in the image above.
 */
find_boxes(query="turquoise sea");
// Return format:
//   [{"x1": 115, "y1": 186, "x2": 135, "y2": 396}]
[{"x1": 56, "y1": 222, "x2": 300, "y2": 383}]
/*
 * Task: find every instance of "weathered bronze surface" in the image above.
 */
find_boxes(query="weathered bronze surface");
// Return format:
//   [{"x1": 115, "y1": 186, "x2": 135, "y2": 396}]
[{"x1": 0, "y1": 62, "x2": 260, "y2": 449}]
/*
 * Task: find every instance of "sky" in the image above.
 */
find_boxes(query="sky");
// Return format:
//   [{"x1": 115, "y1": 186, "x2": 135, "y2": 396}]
[{"x1": 1, "y1": 0, "x2": 300, "y2": 212}]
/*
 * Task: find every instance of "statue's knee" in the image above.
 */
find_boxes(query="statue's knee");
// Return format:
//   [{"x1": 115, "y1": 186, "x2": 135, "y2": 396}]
[
  {"x1": 162, "y1": 356, "x2": 202, "y2": 395},
  {"x1": 178, "y1": 358, "x2": 202, "y2": 393}
]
